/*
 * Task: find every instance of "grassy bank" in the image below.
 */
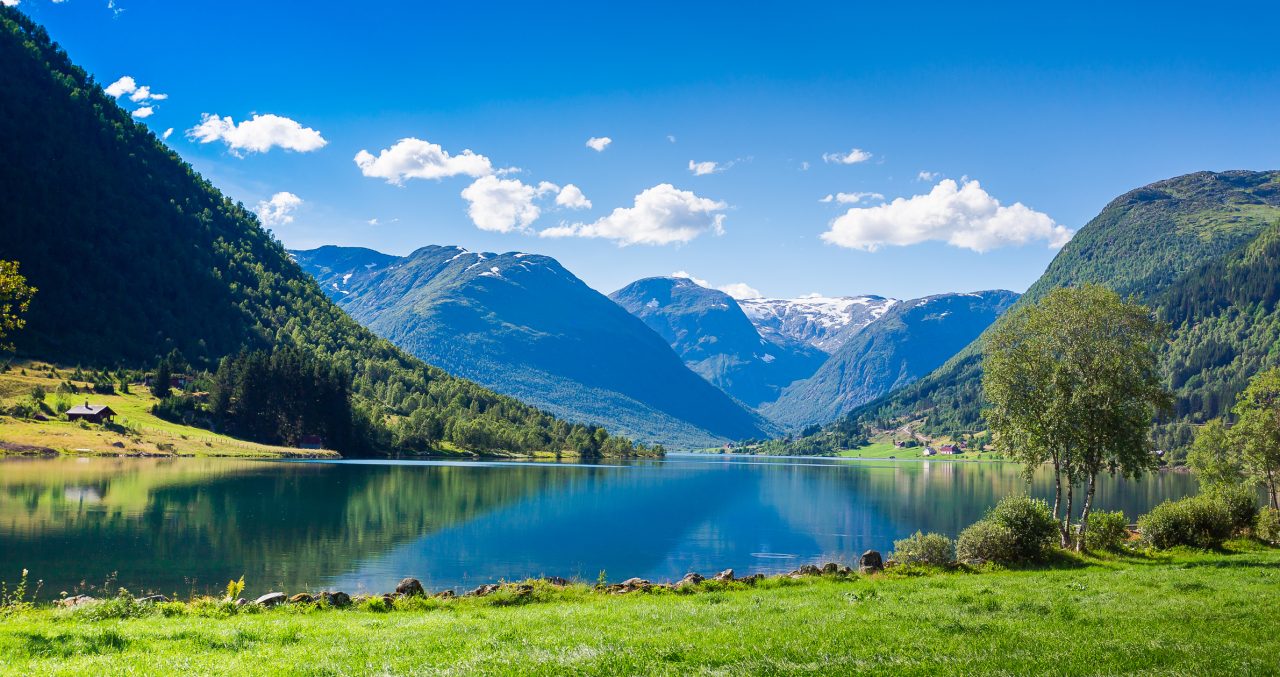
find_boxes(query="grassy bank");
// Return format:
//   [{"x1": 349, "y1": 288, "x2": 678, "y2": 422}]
[
  {"x1": 2, "y1": 545, "x2": 1277, "y2": 675},
  {"x1": 0, "y1": 363, "x2": 337, "y2": 458}
]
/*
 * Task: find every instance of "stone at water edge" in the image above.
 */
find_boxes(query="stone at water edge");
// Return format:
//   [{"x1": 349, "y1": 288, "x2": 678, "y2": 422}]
[
  {"x1": 255, "y1": 592, "x2": 286, "y2": 607},
  {"x1": 135, "y1": 594, "x2": 168, "y2": 604},
  {"x1": 434, "y1": 590, "x2": 456, "y2": 599},
  {"x1": 859, "y1": 550, "x2": 884, "y2": 574},
  {"x1": 712, "y1": 569, "x2": 735, "y2": 582},
  {"x1": 234, "y1": 598, "x2": 248, "y2": 607},
  {"x1": 319, "y1": 591, "x2": 352, "y2": 607},
  {"x1": 396, "y1": 578, "x2": 425, "y2": 597},
  {"x1": 468, "y1": 584, "x2": 500, "y2": 597},
  {"x1": 676, "y1": 572, "x2": 705, "y2": 589},
  {"x1": 57, "y1": 595, "x2": 97, "y2": 608},
  {"x1": 288, "y1": 593, "x2": 314, "y2": 604}
]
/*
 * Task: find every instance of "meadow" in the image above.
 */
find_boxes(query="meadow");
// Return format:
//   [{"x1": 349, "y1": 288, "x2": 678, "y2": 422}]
[{"x1": 1, "y1": 544, "x2": 1276, "y2": 675}]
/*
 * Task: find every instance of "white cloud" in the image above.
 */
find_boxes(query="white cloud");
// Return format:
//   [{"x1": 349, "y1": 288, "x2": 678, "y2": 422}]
[
  {"x1": 129, "y1": 85, "x2": 166, "y2": 102},
  {"x1": 131, "y1": 106, "x2": 154, "y2": 119},
  {"x1": 821, "y1": 179, "x2": 1074, "y2": 253},
  {"x1": 367, "y1": 218, "x2": 380, "y2": 226},
  {"x1": 822, "y1": 148, "x2": 873, "y2": 165},
  {"x1": 354, "y1": 137, "x2": 492, "y2": 185},
  {"x1": 255, "y1": 192, "x2": 303, "y2": 227},
  {"x1": 104, "y1": 76, "x2": 136, "y2": 98},
  {"x1": 540, "y1": 183, "x2": 726, "y2": 246},
  {"x1": 819, "y1": 191, "x2": 884, "y2": 204},
  {"x1": 688, "y1": 160, "x2": 723, "y2": 176},
  {"x1": 671, "y1": 272, "x2": 761, "y2": 300},
  {"x1": 189, "y1": 113, "x2": 327, "y2": 155},
  {"x1": 799, "y1": 161, "x2": 811, "y2": 171},
  {"x1": 586, "y1": 136, "x2": 612, "y2": 152},
  {"x1": 671, "y1": 271, "x2": 711, "y2": 287},
  {"x1": 917, "y1": 170, "x2": 940, "y2": 182},
  {"x1": 162, "y1": 127, "x2": 173, "y2": 139},
  {"x1": 667, "y1": 135, "x2": 677, "y2": 143},
  {"x1": 1, "y1": 0, "x2": 19, "y2": 6},
  {"x1": 460, "y1": 176, "x2": 558, "y2": 233},
  {"x1": 718, "y1": 282, "x2": 763, "y2": 299},
  {"x1": 554, "y1": 183, "x2": 591, "y2": 210}
]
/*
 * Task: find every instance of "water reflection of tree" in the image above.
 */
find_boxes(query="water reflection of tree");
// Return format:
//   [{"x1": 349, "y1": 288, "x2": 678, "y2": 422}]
[{"x1": 0, "y1": 459, "x2": 584, "y2": 595}]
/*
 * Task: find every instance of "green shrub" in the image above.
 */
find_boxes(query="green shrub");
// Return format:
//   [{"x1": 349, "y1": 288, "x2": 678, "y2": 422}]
[
  {"x1": 1206, "y1": 485, "x2": 1260, "y2": 533},
  {"x1": 1256, "y1": 507, "x2": 1280, "y2": 545},
  {"x1": 987, "y1": 494, "x2": 1058, "y2": 562},
  {"x1": 956, "y1": 520, "x2": 1016, "y2": 565},
  {"x1": 1138, "y1": 495, "x2": 1233, "y2": 549},
  {"x1": 1083, "y1": 510, "x2": 1129, "y2": 551},
  {"x1": 891, "y1": 531, "x2": 955, "y2": 567}
]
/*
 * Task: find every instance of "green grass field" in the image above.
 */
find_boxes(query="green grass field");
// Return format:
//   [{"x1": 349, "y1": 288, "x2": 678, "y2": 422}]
[
  {"x1": 1, "y1": 545, "x2": 1277, "y2": 675},
  {"x1": 0, "y1": 363, "x2": 337, "y2": 458}
]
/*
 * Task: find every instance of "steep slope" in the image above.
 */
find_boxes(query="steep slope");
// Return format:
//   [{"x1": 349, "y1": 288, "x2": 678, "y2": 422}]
[
  {"x1": 739, "y1": 295, "x2": 898, "y2": 353},
  {"x1": 0, "y1": 7, "x2": 643, "y2": 457},
  {"x1": 292, "y1": 247, "x2": 776, "y2": 448},
  {"x1": 609, "y1": 277, "x2": 826, "y2": 407},
  {"x1": 761, "y1": 291, "x2": 1018, "y2": 429},
  {"x1": 806, "y1": 170, "x2": 1280, "y2": 454}
]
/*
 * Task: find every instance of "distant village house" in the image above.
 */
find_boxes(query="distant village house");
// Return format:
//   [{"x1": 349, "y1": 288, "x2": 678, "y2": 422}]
[
  {"x1": 938, "y1": 444, "x2": 961, "y2": 455},
  {"x1": 66, "y1": 402, "x2": 116, "y2": 424},
  {"x1": 299, "y1": 434, "x2": 325, "y2": 450}
]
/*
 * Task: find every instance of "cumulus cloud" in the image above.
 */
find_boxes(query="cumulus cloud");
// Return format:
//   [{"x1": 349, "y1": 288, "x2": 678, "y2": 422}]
[
  {"x1": 131, "y1": 106, "x2": 154, "y2": 119},
  {"x1": 671, "y1": 272, "x2": 762, "y2": 300},
  {"x1": 554, "y1": 183, "x2": 591, "y2": 209},
  {"x1": 129, "y1": 85, "x2": 166, "y2": 103},
  {"x1": 917, "y1": 170, "x2": 940, "y2": 182},
  {"x1": 255, "y1": 192, "x2": 302, "y2": 227},
  {"x1": 688, "y1": 160, "x2": 724, "y2": 176},
  {"x1": 541, "y1": 184, "x2": 726, "y2": 246},
  {"x1": 104, "y1": 76, "x2": 137, "y2": 98},
  {"x1": 667, "y1": 135, "x2": 677, "y2": 143},
  {"x1": 819, "y1": 191, "x2": 884, "y2": 204},
  {"x1": 162, "y1": 127, "x2": 173, "y2": 139},
  {"x1": 354, "y1": 137, "x2": 492, "y2": 185},
  {"x1": 821, "y1": 179, "x2": 1073, "y2": 253},
  {"x1": 188, "y1": 113, "x2": 327, "y2": 155},
  {"x1": 459, "y1": 176, "x2": 559, "y2": 233},
  {"x1": 585, "y1": 136, "x2": 612, "y2": 152},
  {"x1": 823, "y1": 148, "x2": 873, "y2": 165}
]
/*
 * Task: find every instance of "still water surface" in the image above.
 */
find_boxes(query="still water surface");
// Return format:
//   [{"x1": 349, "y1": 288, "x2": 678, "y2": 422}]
[{"x1": 0, "y1": 454, "x2": 1197, "y2": 596}]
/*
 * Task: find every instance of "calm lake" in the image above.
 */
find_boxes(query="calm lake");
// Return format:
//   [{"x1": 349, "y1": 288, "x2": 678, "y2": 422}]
[{"x1": 0, "y1": 455, "x2": 1197, "y2": 597}]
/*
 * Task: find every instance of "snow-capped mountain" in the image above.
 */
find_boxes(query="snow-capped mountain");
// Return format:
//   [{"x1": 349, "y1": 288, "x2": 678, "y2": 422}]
[
  {"x1": 738, "y1": 295, "x2": 899, "y2": 353},
  {"x1": 610, "y1": 277, "x2": 826, "y2": 407},
  {"x1": 290, "y1": 245, "x2": 776, "y2": 448}
]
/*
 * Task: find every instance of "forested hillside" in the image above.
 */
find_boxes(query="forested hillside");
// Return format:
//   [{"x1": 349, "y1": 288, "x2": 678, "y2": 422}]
[
  {"x1": 785, "y1": 170, "x2": 1280, "y2": 456},
  {"x1": 610, "y1": 277, "x2": 826, "y2": 407},
  {"x1": 0, "y1": 7, "x2": 649, "y2": 457},
  {"x1": 292, "y1": 247, "x2": 776, "y2": 448}
]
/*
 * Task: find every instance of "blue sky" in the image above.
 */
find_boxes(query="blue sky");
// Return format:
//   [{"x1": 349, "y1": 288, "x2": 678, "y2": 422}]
[{"x1": 17, "y1": 0, "x2": 1280, "y2": 300}]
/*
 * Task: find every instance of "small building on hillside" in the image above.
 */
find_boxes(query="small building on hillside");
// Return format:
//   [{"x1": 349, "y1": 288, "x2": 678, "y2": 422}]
[
  {"x1": 922, "y1": 447, "x2": 938, "y2": 457},
  {"x1": 299, "y1": 434, "x2": 325, "y2": 450},
  {"x1": 66, "y1": 402, "x2": 116, "y2": 424},
  {"x1": 938, "y1": 444, "x2": 960, "y2": 455}
]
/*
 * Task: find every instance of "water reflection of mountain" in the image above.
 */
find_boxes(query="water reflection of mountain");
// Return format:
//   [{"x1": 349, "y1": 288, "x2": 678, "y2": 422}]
[
  {"x1": 0, "y1": 457, "x2": 1197, "y2": 596},
  {"x1": 0, "y1": 459, "x2": 577, "y2": 596}
]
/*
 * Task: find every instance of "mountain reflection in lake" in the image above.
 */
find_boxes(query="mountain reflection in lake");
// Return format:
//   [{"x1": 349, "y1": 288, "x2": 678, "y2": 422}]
[{"x1": 0, "y1": 455, "x2": 1197, "y2": 596}]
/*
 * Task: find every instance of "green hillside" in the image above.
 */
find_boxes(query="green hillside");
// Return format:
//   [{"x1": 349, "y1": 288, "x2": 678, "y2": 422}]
[
  {"x1": 292, "y1": 247, "x2": 775, "y2": 449},
  {"x1": 0, "y1": 7, "x2": 649, "y2": 458},
  {"x1": 790, "y1": 170, "x2": 1280, "y2": 457}
]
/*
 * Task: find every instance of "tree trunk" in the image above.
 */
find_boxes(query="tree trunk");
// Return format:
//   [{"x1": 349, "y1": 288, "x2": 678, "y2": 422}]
[
  {"x1": 1062, "y1": 481, "x2": 1074, "y2": 549},
  {"x1": 1077, "y1": 472, "x2": 1097, "y2": 552},
  {"x1": 1269, "y1": 469, "x2": 1278, "y2": 511},
  {"x1": 1050, "y1": 452, "x2": 1062, "y2": 523}
]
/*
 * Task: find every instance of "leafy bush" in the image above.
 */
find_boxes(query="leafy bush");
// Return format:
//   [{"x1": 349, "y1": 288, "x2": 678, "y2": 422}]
[
  {"x1": 1138, "y1": 495, "x2": 1233, "y2": 549},
  {"x1": 986, "y1": 494, "x2": 1058, "y2": 561},
  {"x1": 1206, "y1": 485, "x2": 1260, "y2": 533},
  {"x1": 1084, "y1": 510, "x2": 1129, "y2": 551},
  {"x1": 891, "y1": 531, "x2": 955, "y2": 567},
  {"x1": 1256, "y1": 507, "x2": 1280, "y2": 545},
  {"x1": 956, "y1": 519, "x2": 1016, "y2": 565}
]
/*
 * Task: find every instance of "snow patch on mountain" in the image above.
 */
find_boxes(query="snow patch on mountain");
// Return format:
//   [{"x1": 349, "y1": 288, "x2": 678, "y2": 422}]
[{"x1": 739, "y1": 294, "x2": 899, "y2": 353}]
